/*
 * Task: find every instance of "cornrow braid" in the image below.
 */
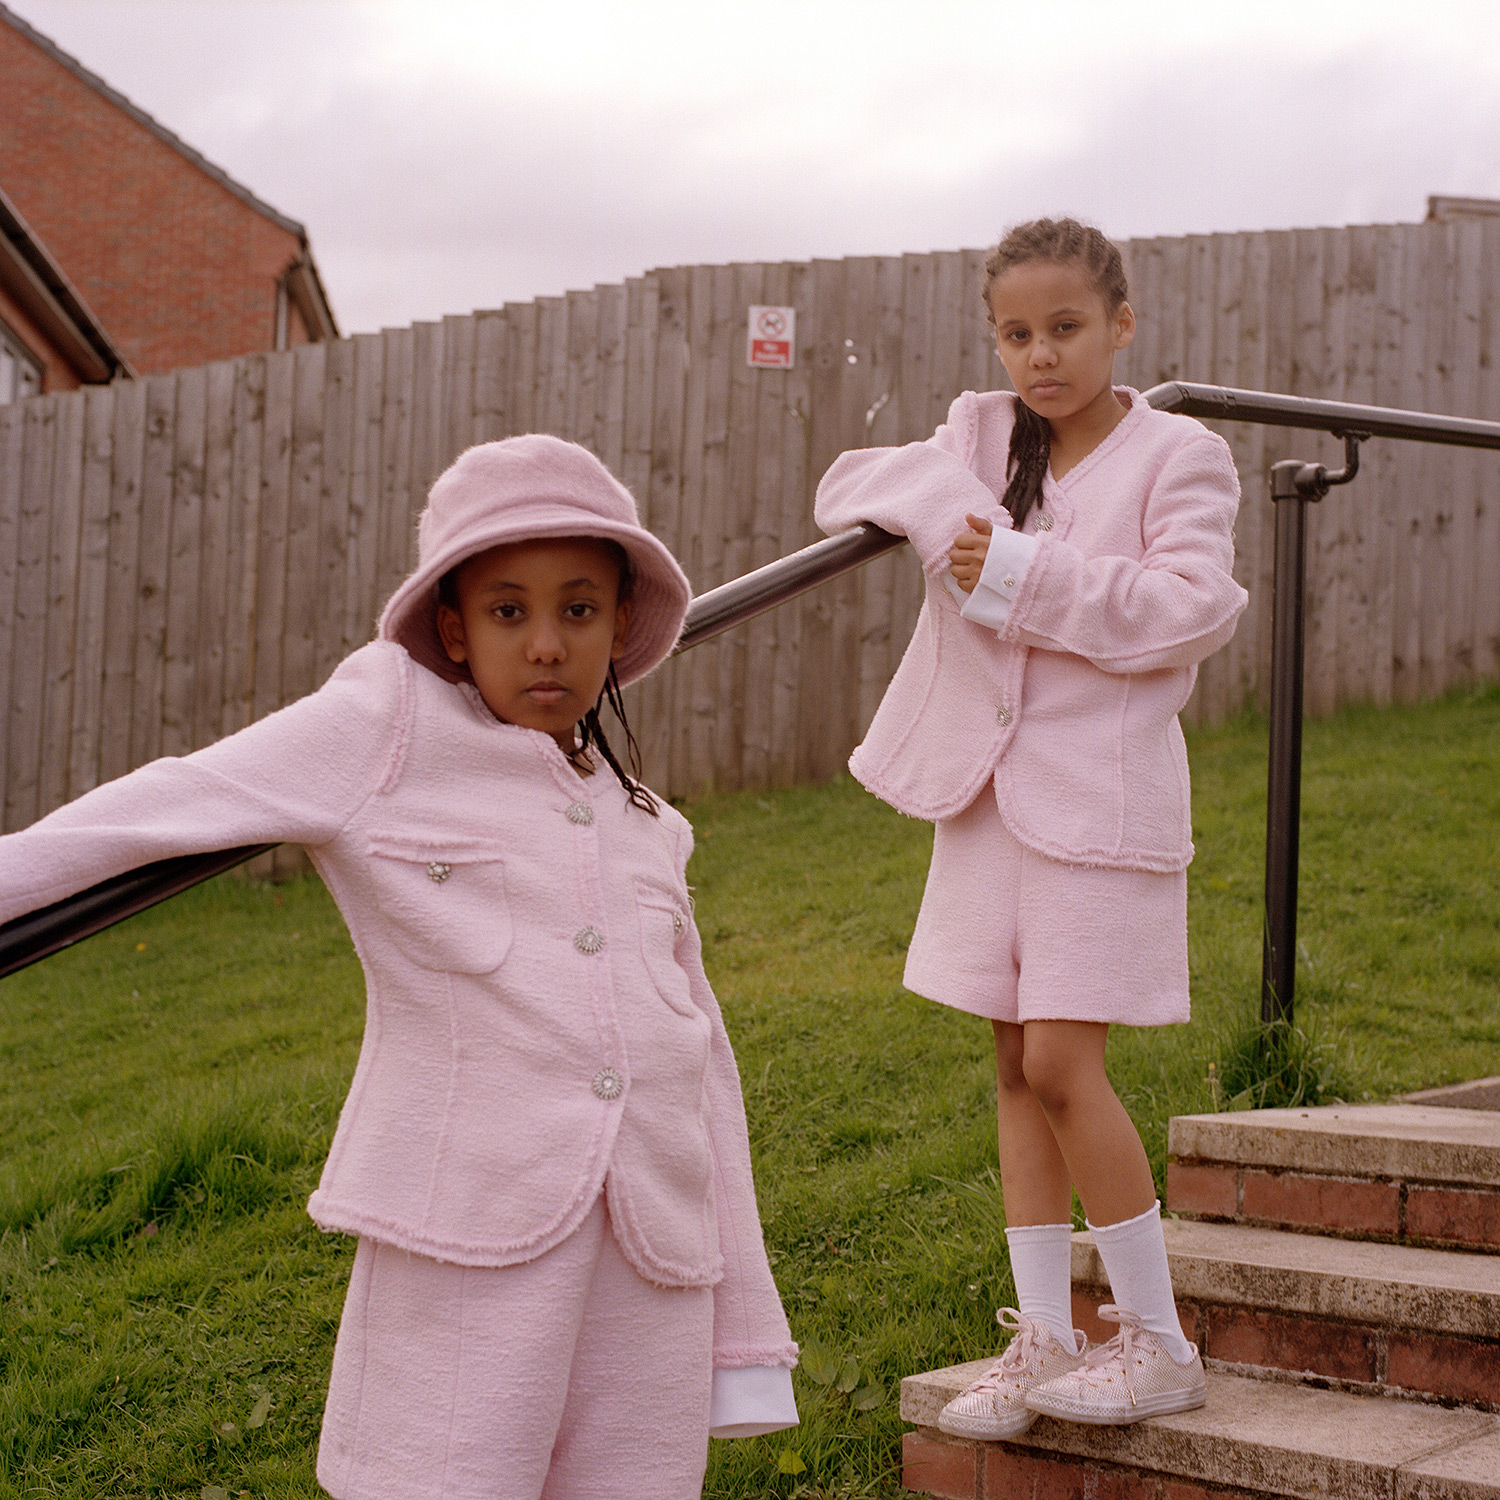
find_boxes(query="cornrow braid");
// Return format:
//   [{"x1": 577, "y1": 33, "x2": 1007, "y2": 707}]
[
  {"x1": 576, "y1": 663, "x2": 659, "y2": 815},
  {"x1": 981, "y1": 217, "x2": 1129, "y2": 530}
]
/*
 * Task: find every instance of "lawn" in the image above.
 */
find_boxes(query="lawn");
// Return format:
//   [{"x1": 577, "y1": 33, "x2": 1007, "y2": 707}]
[{"x1": 2, "y1": 685, "x2": 1497, "y2": 1498}]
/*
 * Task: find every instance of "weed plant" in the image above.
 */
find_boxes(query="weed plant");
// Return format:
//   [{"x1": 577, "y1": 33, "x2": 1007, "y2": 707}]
[{"x1": 1, "y1": 686, "x2": 1496, "y2": 1498}]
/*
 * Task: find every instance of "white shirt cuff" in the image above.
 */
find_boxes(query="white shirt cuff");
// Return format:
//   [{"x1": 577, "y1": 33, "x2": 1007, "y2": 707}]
[
  {"x1": 959, "y1": 527, "x2": 1040, "y2": 630},
  {"x1": 709, "y1": 1364, "x2": 799, "y2": 1438}
]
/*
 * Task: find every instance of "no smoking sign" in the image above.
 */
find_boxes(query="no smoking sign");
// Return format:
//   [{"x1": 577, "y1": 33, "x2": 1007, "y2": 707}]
[{"x1": 747, "y1": 304, "x2": 796, "y2": 369}]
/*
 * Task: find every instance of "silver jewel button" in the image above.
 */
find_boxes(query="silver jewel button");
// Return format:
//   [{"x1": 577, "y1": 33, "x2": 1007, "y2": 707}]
[
  {"x1": 673, "y1": 911, "x2": 684, "y2": 934},
  {"x1": 574, "y1": 926, "x2": 604, "y2": 955},
  {"x1": 1038, "y1": 513, "x2": 1054, "y2": 531},
  {"x1": 1002, "y1": 574, "x2": 1016, "y2": 588},
  {"x1": 996, "y1": 705, "x2": 1013, "y2": 727},
  {"x1": 592, "y1": 1067, "x2": 624, "y2": 1100},
  {"x1": 427, "y1": 862, "x2": 452, "y2": 883},
  {"x1": 565, "y1": 801, "x2": 594, "y2": 826}
]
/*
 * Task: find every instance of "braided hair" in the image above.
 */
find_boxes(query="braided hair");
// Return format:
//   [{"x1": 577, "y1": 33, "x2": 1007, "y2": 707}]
[
  {"x1": 436, "y1": 542, "x2": 659, "y2": 815},
  {"x1": 981, "y1": 218, "x2": 1129, "y2": 530}
]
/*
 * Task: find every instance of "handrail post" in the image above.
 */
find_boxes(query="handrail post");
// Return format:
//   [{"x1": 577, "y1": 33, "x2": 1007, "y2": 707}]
[
  {"x1": 1261, "y1": 435, "x2": 1364, "y2": 1024},
  {"x1": 1263, "y1": 461, "x2": 1310, "y2": 1023}
]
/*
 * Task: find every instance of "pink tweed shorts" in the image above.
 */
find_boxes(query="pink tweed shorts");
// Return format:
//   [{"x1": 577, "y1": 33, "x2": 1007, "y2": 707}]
[
  {"x1": 316, "y1": 1195, "x2": 714, "y2": 1500},
  {"x1": 903, "y1": 787, "x2": 1190, "y2": 1027}
]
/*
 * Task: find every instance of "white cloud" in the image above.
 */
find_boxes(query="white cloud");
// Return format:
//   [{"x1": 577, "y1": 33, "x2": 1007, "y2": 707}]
[{"x1": 8, "y1": 0, "x2": 1500, "y2": 332}]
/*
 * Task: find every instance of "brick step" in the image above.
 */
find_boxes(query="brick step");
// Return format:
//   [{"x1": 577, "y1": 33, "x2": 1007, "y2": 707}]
[
  {"x1": 900, "y1": 1367, "x2": 1500, "y2": 1500},
  {"x1": 1069, "y1": 1218, "x2": 1500, "y2": 1408},
  {"x1": 1167, "y1": 1104, "x2": 1500, "y2": 1248}
]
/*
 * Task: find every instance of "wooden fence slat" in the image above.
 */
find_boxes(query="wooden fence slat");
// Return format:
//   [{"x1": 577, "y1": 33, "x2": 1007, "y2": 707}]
[
  {"x1": 596, "y1": 287, "x2": 628, "y2": 477},
  {"x1": 1339, "y1": 225, "x2": 1380, "y2": 711},
  {"x1": 1366, "y1": 227, "x2": 1404, "y2": 707},
  {"x1": 565, "y1": 290, "x2": 600, "y2": 457},
  {"x1": 39, "y1": 392, "x2": 84, "y2": 817},
  {"x1": 677, "y1": 263, "x2": 715, "y2": 792},
  {"x1": 1182, "y1": 233, "x2": 1223, "y2": 728},
  {"x1": 803, "y1": 255, "x2": 854, "y2": 783},
  {"x1": 773, "y1": 257, "x2": 814, "y2": 787},
  {"x1": 6, "y1": 398, "x2": 55, "y2": 828},
  {"x1": 317, "y1": 337, "x2": 355, "y2": 682},
  {"x1": 1392, "y1": 226, "x2": 1430, "y2": 704},
  {"x1": 507, "y1": 301, "x2": 539, "y2": 440},
  {"x1": 250, "y1": 351, "x2": 295, "y2": 723},
  {"x1": 410, "y1": 320, "x2": 446, "y2": 518},
  {"x1": 1476, "y1": 218, "x2": 1500, "y2": 684},
  {"x1": 441, "y1": 312, "x2": 477, "y2": 467},
  {"x1": 1445, "y1": 222, "x2": 1481, "y2": 691},
  {"x1": 160, "y1": 365, "x2": 206, "y2": 759},
  {"x1": 98, "y1": 378, "x2": 147, "y2": 774},
  {"x1": 0, "y1": 403, "x2": 25, "y2": 818},
  {"x1": 68, "y1": 384, "x2": 115, "y2": 796},
  {"x1": 344, "y1": 332, "x2": 385, "y2": 653},
  {"x1": 472, "y1": 309, "x2": 510, "y2": 445},
  {"x1": 376, "y1": 326, "x2": 415, "y2": 610},
  {"x1": 282, "y1": 342, "x2": 327, "y2": 704},
  {"x1": 128, "y1": 375, "x2": 176, "y2": 770},
  {"x1": 642, "y1": 266, "x2": 688, "y2": 790},
  {"x1": 720, "y1": 262, "x2": 765, "y2": 790}
]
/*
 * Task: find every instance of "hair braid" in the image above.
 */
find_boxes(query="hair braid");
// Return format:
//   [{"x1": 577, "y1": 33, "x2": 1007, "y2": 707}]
[
  {"x1": 981, "y1": 217, "x2": 1128, "y2": 530},
  {"x1": 576, "y1": 663, "x2": 659, "y2": 815}
]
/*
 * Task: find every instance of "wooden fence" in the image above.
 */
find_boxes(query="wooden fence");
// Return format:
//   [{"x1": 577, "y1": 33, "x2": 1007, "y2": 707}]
[{"x1": 2, "y1": 217, "x2": 1498, "y2": 834}]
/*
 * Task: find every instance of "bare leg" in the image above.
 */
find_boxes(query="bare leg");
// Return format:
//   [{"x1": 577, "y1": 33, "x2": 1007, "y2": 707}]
[
  {"x1": 992, "y1": 1020, "x2": 1073, "y2": 1225},
  {"x1": 1019, "y1": 1019, "x2": 1156, "y2": 1228}
]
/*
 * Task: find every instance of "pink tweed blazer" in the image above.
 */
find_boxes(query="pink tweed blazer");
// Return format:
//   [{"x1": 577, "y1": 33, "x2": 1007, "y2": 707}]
[
  {"x1": 815, "y1": 389, "x2": 1248, "y2": 872},
  {"x1": 0, "y1": 640, "x2": 795, "y2": 1370}
]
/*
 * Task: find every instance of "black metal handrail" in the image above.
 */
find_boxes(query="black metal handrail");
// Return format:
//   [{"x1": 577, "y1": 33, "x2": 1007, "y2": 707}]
[{"x1": 5, "y1": 381, "x2": 1500, "y2": 1014}]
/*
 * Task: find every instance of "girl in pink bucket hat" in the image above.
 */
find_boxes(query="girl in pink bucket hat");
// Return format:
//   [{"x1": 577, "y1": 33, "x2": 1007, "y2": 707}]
[{"x1": 0, "y1": 434, "x2": 797, "y2": 1499}]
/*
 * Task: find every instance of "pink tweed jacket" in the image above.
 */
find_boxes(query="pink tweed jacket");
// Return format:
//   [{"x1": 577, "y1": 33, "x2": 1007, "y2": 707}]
[
  {"x1": 0, "y1": 640, "x2": 795, "y2": 1370},
  {"x1": 814, "y1": 389, "x2": 1248, "y2": 872}
]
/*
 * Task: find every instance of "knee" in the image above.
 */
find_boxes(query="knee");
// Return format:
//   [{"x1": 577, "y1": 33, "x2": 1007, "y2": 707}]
[
  {"x1": 1020, "y1": 1045, "x2": 1081, "y2": 1118},
  {"x1": 993, "y1": 1023, "x2": 1029, "y2": 1096}
]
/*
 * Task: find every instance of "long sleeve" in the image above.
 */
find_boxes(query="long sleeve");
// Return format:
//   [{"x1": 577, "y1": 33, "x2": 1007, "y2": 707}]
[
  {"x1": 709, "y1": 1364, "x2": 798, "y2": 1437},
  {"x1": 670, "y1": 825, "x2": 798, "y2": 1373},
  {"x1": 995, "y1": 436, "x2": 1246, "y2": 674},
  {"x1": 0, "y1": 642, "x2": 407, "y2": 925},
  {"x1": 813, "y1": 401, "x2": 1012, "y2": 571}
]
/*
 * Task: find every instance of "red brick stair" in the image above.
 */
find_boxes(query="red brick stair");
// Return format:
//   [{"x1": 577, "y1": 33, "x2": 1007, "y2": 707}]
[{"x1": 899, "y1": 1100, "x2": 1500, "y2": 1500}]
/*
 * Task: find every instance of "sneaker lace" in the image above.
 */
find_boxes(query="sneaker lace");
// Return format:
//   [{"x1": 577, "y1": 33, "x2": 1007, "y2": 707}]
[
  {"x1": 1075, "y1": 1304, "x2": 1146, "y2": 1406},
  {"x1": 967, "y1": 1308, "x2": 1046, "y2": 1392}
]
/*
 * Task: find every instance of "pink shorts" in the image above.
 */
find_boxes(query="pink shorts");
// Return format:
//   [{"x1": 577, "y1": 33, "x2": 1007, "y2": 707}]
[
  {"x1": 903, "y1": 789, "x2": 1190, "y2": 1027},
  {"x1": 316, "y1": 1195, "x2": 714, "y2": 1500}
]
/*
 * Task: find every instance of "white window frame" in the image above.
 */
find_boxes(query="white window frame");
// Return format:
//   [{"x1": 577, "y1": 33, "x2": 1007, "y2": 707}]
[{"x1": 0, "y1": 317, "x2": 44, "y2": 404}]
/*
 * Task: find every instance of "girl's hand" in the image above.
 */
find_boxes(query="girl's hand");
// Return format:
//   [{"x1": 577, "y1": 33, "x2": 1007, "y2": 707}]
[{"x1": 948, "y1": 513, "x2": 994, "y2": 595}]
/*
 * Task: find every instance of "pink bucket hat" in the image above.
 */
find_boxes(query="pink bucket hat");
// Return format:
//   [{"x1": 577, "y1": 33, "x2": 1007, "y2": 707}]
[{"x1": 378, "y1": 435, "x2": 692, "y2": 688}]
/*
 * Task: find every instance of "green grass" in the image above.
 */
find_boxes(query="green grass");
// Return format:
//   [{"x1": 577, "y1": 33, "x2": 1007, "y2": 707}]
[{"x1": 3, "y1": 686, "x2": 1498, "y2": 1498}]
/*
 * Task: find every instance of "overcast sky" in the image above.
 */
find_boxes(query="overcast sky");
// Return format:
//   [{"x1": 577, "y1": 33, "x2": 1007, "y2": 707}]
[{"x1": 10, "y1": 0, "x2": 1500, "y2": 336}]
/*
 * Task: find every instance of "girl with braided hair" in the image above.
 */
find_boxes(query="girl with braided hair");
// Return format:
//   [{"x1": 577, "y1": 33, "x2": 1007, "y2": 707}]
[
  {"x1": 815, "y1": 218, "x2": 1247, "y2": 1431},
  {"x1": 0, "y1": 435, "x2": 798, "y2": 1498}
]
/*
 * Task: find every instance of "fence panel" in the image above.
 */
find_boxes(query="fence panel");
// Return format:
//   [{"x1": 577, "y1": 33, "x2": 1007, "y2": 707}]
[{"x1": 2, "y1": 219, "x2": 1498, "y2": 826}]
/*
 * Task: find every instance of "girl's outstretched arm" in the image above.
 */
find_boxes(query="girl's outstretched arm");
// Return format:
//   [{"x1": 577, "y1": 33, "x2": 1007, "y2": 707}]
[{"x1": 0, "y1": 643, "x2": 408, "y2": 926}]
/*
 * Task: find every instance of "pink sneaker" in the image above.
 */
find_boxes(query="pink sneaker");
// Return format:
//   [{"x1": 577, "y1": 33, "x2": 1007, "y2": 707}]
[
  {"x1": 937, "y1": 1309, "x2": 1087, "y2": 1441},
  {"x1": 1023, "y1": 1305, "x2": 1206, "y2": 1425}
]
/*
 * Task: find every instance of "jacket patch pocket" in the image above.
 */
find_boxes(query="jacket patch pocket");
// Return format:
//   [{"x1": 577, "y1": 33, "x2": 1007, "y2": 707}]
[
  {"x1": 634, "y1": 883, "x2": 698, "y2": 1019},
  {"x1": 364, "y1": 835, "x2": 513, "y2": 974}
]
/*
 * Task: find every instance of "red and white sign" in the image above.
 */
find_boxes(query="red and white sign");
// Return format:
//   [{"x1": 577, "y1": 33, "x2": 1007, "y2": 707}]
[{"x1": 747, "y1": 304, "x2": 796, "y2": 368}]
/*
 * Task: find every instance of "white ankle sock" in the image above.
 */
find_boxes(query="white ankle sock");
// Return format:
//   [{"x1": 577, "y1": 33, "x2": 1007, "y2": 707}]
[
  {"x1": 1003, "y1": 1222, "x2": 1078, "y2": 1352},
  {"x1": 1086, "y1": 1200, "x2": 1194, "y2": 1362}
]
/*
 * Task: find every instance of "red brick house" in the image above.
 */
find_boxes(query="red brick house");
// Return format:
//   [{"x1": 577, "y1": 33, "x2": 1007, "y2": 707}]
[{"x1": 0, "y1": 0, "x2": 337, "y2": 395}]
